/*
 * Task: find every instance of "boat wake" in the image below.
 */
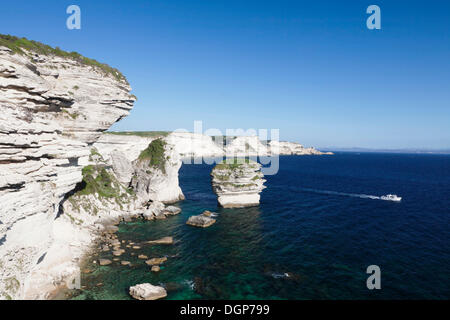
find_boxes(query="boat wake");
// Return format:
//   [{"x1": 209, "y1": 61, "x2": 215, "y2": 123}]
[{"x1": 295, "y1": 187, "x2": 401, "y2": 202}]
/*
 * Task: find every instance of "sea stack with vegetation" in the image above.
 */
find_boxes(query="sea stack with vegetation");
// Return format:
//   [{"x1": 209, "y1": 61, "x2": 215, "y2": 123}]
[
  {"x1": 211, "y1": 159, "x2": 266, "y2": 208},
  {"x1": 130, "y1": 138, "x2": 185, "y2": 204}
]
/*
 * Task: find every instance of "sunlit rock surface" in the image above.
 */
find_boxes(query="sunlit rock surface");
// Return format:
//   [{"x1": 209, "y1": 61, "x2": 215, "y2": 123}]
[
  {"x1": 0, "y1": 44, "x2": 135, "y2": 300},
  {"x1": 211, "y1": 159, "x2": 266, "y2": 208}
]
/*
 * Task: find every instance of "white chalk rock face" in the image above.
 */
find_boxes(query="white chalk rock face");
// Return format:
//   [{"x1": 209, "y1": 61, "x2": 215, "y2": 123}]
[
  {"x1": 110, "y1": 151, "x2": 134, "y2": 185},
  {"x1": 130, "y1": 139, "x2": 185, "y2": 204},
  {"x1": 93, "y1": 133, "x2": 187, "y2": 204},
  {"x1": 129, "y1": 283, "x2": 167, "y2": 300},
  {"x1": 224, "y1": 136, "x2": 269, "y2": 157},
  {"x1": 166, "y1": 132, "x2": 225, "y2": 158},
  {"x1": 211, "y1": 159, "x2": 266, "y2": 208},
  {"x1": 268, "y1": 140, "x2": 332, "y2": 155},
  {"x1": 0, "y1": 43, "x2": 135, "y2": 300},
  {"x1": 93, "y1": 133, "x2": 162, "y2": 163}
]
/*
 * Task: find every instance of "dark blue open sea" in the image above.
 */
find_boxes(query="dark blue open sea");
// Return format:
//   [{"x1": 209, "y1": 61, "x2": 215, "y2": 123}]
[{"x1": 70, "y1": 153, "x2": 450, "y2": 300}]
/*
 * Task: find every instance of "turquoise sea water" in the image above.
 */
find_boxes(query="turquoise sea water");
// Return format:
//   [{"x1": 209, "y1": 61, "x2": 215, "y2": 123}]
[{"x1": 69, "y1": 153, "x2": 450, "y2": 300}]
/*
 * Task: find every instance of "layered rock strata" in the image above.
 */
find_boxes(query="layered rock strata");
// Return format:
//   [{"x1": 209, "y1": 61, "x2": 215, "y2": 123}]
[
  {"x1": 211, "y1": 159, "x2": 266, "y2": 208},
  {"x1": 0, "y1": 41, "x2": 135, "y2": 300}
]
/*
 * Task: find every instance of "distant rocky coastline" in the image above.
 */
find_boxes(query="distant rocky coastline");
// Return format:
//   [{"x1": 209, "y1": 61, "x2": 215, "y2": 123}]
[{"x1": 102, "y1": 131, "x2": 333, "y2": 159}]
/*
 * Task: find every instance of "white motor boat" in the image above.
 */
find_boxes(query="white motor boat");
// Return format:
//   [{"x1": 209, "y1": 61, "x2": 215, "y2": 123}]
[{"x1": 380, "y1": 194, "x2": 402, "y2": 202}]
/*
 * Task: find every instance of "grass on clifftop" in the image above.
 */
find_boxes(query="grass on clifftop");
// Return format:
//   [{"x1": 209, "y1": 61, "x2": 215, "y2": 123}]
[
  {"x1": 77, "y1": 165, "x2": 122, "y2": 199},
  {"x1": 214, "y1": 158, "x2": 254, "y2": 170},
  {"x1": 138, "y1": 138, "x2": 168, "y2": 173},
  {"x1": 0, "y1": 34, "x2": 127, "y2": 82},
  {"x1": 105, "y1": 131, "x2": 170, "y2": 137}
]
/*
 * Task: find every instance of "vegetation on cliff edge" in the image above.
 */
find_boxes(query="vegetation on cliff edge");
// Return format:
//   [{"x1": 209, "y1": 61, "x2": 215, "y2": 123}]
[
  {"x1": 214, "y1": 158, "x2": 254, "y2": 171},
  {"x1": 68, "y1": 164, "x2": 134, "y2": 214},
  {"x1": 0, "y1": 34, "x2": 127, "y2": 82},
  {"x1": 138, "y1": 138, "x2": 168, "y2": 173}
]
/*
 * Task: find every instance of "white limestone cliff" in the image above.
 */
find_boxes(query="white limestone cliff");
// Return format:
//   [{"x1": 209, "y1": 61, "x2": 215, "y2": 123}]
[
  {"x1": 268, "y1": 140, "x2": 333, "y2": 155},
  {"x1": 93, "y1": 134, "x2": 185, "y2": 204},
  {"x1": 224, "y1": 136, "x2": 270, "y2": 157},
  {"x1": 93, "y1": 133, "x2": 161, "y2": 163},
  {"x1": 93, "y1": 132, "x2": 332, "y2": 165},
  {"x1": 0, "y1": 43, "x2": 135, "y2": 300},
  {"x1": 0, "y1": 36, "x2": 331, "y2": 300},
  {"x1": 166, "y1": 132, "x2": 225, "y2": 158},
  {"x1": 130, "y1": 139, "x2": 185, "y2": 204}
]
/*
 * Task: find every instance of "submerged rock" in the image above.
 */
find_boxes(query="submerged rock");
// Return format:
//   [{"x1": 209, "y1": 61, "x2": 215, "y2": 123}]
[
  {"x1": 186, "y1": 212, "x2": 216, "y2": 228},
  {"x1": 151, "y1": 265, "x2": 160, "y2": 272},
  {"x1": 129, "y1": 283, "x2": 167, "y2": 300},
  {"x1": 211, "y1": 159, "x2": 266, "y2": 208},
  {"x1": 145, "y1": 257, "x2": 167, "y2": 266},
  {"x1": 147, "y1": 236, "x2": 174, "y2": 245},
  {"x1": 112, "y1": 249, "x2": 125, "y2": 257},
  {"x1": 99, "y1": 259, "x2": 112, "y2": 266}
]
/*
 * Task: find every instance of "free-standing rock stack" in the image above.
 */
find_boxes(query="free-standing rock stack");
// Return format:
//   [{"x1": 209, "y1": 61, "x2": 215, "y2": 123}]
[{"x1": 211, "y1": 159, "x2": 266, "y2": 208}]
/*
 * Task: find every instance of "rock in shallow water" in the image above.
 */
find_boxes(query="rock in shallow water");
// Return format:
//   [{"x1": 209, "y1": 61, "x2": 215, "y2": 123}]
[
  {"x1": 112, "y1": 249, "x2": 125, "y2": 256},
  {"x1": 142, "y1": 201, "x2": 181, "y2": 220},
  {"x1": 99, "y1": 259, "x2": 112, "y2": 266},
  {"x1": 151, "y1": 265, "x2": 160, "y2": 272},
  {"x1": 147, "y1": 236, "x2": 173, "y2": 245},
  {"x1": 186, "y1": 212, "x2": 216, "y2": 228},
  {"x1": 163, "y1": 206, "x2": 182, "y2": 216},
  {"x1": 145, "y1": 257, "x2": 167, "y2": 266},
  {"x1": 129, "y1": 283, "x2": 167, "y2": 300}
]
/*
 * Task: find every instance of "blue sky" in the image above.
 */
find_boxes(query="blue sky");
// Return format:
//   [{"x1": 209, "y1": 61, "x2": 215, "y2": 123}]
[{"x1": 1, "y1": 0, "x2": 449, "y2": 149}]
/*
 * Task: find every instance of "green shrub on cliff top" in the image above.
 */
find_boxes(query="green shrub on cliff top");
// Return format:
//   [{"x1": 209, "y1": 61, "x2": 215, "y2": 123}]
[
  {"x1": 214, "y1": 158, "x2": 253, "y2": 171},
  {"x1": 138, "y1": 139, "x2": 167, "y2": 173},
  {"x1": 76, "y1": 165, "x2": 127, "y2": 200},
  {"x1": 0, "y1": 34, "x2": 127, "y2": 82}
]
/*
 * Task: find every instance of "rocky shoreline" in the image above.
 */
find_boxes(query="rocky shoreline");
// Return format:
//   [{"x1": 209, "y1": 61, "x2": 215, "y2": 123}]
[
  {"x1": 0, "y1": 36, "x2": 331, "y2": 300},
  {"x1": 54, "y1": 209, "x2": 180, "y2": 300}
]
